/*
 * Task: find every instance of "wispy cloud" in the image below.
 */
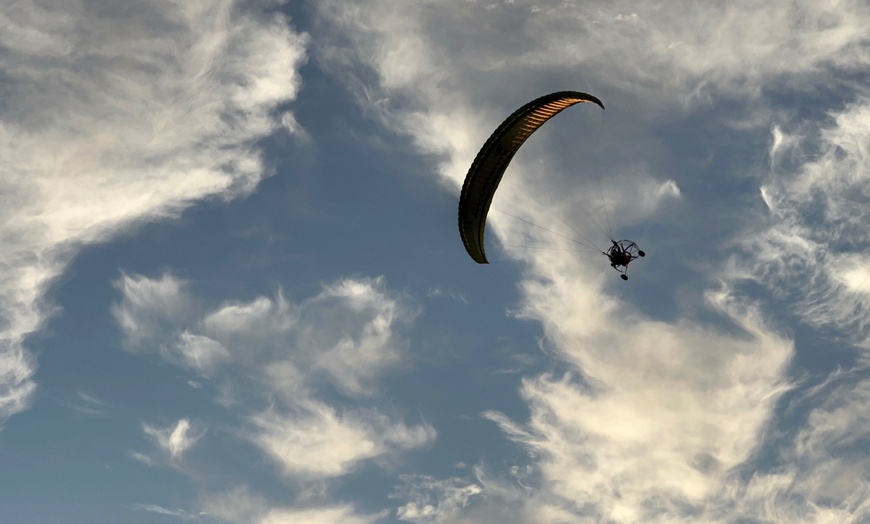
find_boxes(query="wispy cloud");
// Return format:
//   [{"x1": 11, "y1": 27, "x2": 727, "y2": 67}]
[
  {"x1": 114, "y1": 272, "x2": 433, "y2": 504},
  {"x1": 250, "y1": 402, "x2": 435, "y2": 479},
  {"x1": 392, "y1": 474, "x2": 483, "y2": 523},
  {"x1": 201, "y1": 486, "x2": 386, "y2": 524},
  {"x1": 129, "y1": 503, "x2": 200, "y2": 520},
  {"x1": 0, "y1": 0, "x2": 307, "y2": 422},
  {"x1": 426, "y1": 287, "x2": 468, "y2": 304},
  {"x1": 112, "y1": 272, "x2": 195, "y2": 348},
  {"x1": 129, "y1": 451, "x2": 158, "y2": 467},
  {"x1": 114, "y1": 273, "x2": 419, "y2": 397},
  {"x1": 143, "y1": 418, "x2": 206, "y2": 461},
  {"x1": 717, "y1": 367, "x2": 870, "y2": 522},
  {"x1": 732, "y1": 102, "x2": 870, "y2": 346},
  {"x1": 57, "y1": 391, "x2": 111, "y2": 416}
]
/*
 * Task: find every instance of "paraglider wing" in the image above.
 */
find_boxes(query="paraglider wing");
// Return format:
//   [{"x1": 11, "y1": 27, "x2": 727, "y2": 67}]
[{"x1": 458, "y1": 91, "x2": 605, "y2": 264}]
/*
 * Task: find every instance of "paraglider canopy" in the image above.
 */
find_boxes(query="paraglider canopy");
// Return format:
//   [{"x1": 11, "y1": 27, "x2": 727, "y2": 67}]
[{"x1": 458, "y1": 91, "x2": 604, "y2": 264}]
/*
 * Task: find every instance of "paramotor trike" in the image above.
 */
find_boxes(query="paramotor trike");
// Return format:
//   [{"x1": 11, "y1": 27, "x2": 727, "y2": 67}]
[{"x1": 605, "y1": 239, "x2": 645, "y2": 280}]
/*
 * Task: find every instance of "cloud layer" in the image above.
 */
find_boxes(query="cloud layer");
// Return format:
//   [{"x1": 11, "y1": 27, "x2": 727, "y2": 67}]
[
  {"x1": 0, "y1": 0, "x2": 307, "y2": 422},
  {"x1": 114, "y1": 272, "x2": 434, "y2": 514}
]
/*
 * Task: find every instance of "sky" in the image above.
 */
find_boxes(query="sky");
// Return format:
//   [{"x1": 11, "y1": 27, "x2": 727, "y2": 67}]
[{"x1": 2, "y1": 0, "x2": 870, "y2": 522}]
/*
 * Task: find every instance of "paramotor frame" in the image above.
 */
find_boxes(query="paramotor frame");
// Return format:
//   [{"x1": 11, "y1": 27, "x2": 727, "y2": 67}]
[{"x1": 606, "y1": 240, "x2": 646, "y2": 280}]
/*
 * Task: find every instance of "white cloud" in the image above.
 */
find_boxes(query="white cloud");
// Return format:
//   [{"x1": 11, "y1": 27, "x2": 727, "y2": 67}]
[
  {"x1": 0, "y1": 350, "x2": 38, "y2": 420},
  {"x1": 389, "y1": 466, "x2": 595, "y2": 524},
  {"x1": 716, "y1": 369, "x2": 870, "y2": 523},
  {"x1": 251, "y1": 404, "x2": 378, "y2": 478},
  {"x1": 200, "y1": 295, "x2": 296, "y2": 342},
  {"x1": 732, "y1": 101, "x2": 870, "y2": 345},
  {"x1": 259, "y1": 507, "x2": 385, "y2": 524},
  {"x1": 112, "y1": 272, "x2": 194, "y2": 348},
  {"x1": 0, "y1": 0, "x2": 307, "y2": 422},
  {"x1": 480, "y1": 286, "x2": 794, "y2": 521},
  {"x1": 143, "y1": 418, "x2": 205, "y2": 461},
  {"x1": 316, "y1": 0, "x2": 870, "y2": 132},
  {"x1": 791, "y1": 379, "x2": 870, "y2": 502},
  {"x1": 426, "y1": 287, "x2": 468, "y2": 304},
  {"x1": 172, "y1": 332, "x2": 232, "y2": 376},
  {"x1": 129, "y1": 503, "x2": 199, "y2": 520},
  {"x1": 202, "y1": 486, "x2": 386, "y2": 524},
  {"x1": 393, "y1": 365, "x2": 870, "y2": 523},
  {"x1": 250, "y1": 402, "x2": 435, "y2": 479},
  {"x1": 303, "y1": 278, "x2": 416, "y2": 397},
  {"x1": 393, "y1": 475, "x2": 483, "y2": 523},
  {"x1": 114, "y1": 274, "x2": 416, "y2": 396},
  {"x1": 280, "y1": 111, "x2": 311, "y2": 143},
  {"x1": 129, "y1": 450, "x2": 158, "y2": 467},
  {"x1": 114, "y1": 273, "x2": 432, "y2": 483},
  {"x1": 57, "y1": 391, "x2": 111, "y2": 416},
  {"x1": 769, "y1": 125, "x2": 803, "y2": 171}
]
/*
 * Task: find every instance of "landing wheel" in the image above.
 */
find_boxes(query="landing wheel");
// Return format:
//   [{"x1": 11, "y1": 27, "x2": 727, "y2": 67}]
[
  {"x1": 638, "y1": 250, "x2": 646, "y2": 257},
  {"x1": 620, "y1": 274, "x2": 629, "y2": 281}
]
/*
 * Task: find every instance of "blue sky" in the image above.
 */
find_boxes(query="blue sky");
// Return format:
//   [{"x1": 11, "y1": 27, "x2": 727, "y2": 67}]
[{"x1": 2, "y1": 1, "x2": 870, "y2": 522}]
